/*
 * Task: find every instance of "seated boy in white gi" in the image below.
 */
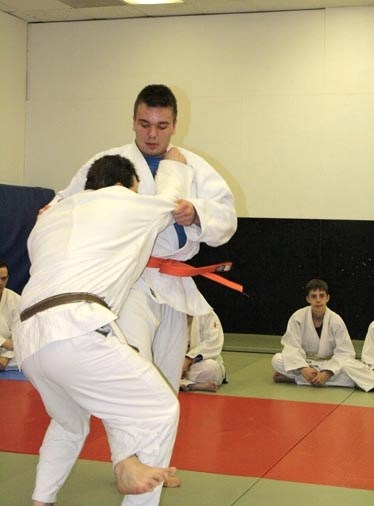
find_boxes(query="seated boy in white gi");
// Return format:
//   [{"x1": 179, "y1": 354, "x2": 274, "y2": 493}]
[
  {"x1": 271, "y1": 279, "x2": 356, "y2": 387},
  {"x1": 180, "y1": 311, "x2": 226, "y2": 392},
  {"x1": 0, "y1": 260, "x2": 20, "y2": 371},
  {"x1": 14, "y1": 150, "x2": 192, "y2": 506},
  {"x1": 342, "y1": 321, "x2": 374, "y2": 392}
]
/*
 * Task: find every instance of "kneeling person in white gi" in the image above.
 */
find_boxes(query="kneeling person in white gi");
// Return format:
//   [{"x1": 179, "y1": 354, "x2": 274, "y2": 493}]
[
  {"x1": 272, "y1": 279, "x2": 355, "y2": 387},
  {"x1": 0, "y1": 259, "x2": 20, "y2": 371},
  {"x1": 180, "y1": 311, "x2": 226, "y2": 392},
  {"x1": 342, "y1": 321, "x2": 374, "y2": 392},
  {"x1": 14, "y1": 150, "x2": 193, "y2": 506}
]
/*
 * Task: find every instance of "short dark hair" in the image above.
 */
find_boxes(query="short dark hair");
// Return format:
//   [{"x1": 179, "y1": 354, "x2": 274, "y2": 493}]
[
  {"x1": 305, "y1": 279, "x2": 329, "y2": 296},
  {"x1": 133, "y1": 84, "x2": 178, "y2": 121},
  {"x1": 0, "y1": 260, "x2": 9, "y2": 272},
  {"x1": 85, "y1": 155, "x2": 139, "y2": 191}
]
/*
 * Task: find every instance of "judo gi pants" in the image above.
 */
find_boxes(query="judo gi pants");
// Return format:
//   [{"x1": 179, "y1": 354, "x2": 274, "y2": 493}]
[
  {"x1": 272, "y1": 353, "x2": 355, "y2": 387},
  {"x1": 118, "y1": 283, "x2": 188, "y2": 393},
  {"x1": 21, "y1": 330, "x2": 179, "y2": 506},
  {"x1": 342, "y1": 359, "x2": 374, "y2": 392},
  {"x1": 185, "y1": 359, "x2": 226, "y2": 385}
]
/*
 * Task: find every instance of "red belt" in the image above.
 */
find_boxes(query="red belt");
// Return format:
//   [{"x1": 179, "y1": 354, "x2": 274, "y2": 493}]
[{"x1": 146, "y1": 256, "x2": 244, "y2": 294}]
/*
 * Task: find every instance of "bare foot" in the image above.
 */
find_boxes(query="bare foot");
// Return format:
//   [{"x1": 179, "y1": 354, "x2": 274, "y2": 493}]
[
  {"x1": 163, "y1": 474, "x2": 181, "y2": 488},
  {"x1": 114, "y1": 455, "x2": 177, "y2": 495},
  {"x1": 273, "y1": 371, "x2": 295, "y2": 383},
  {"x1": 185, "y1": 381, "x2": 218, "y2": 392},
  {"x1": 33, "y1": 502, "x2": 54, "y2": 506}
]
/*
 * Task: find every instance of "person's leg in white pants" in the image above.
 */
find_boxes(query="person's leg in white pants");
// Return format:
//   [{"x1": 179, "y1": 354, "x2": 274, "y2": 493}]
[
  {"x1": 271, "y1": 353, "x2": 355, "y2": 387},
  {"x1": 182, "y1": 359, "x2": 225, "y2": 392},
  {"x1": 22, "y1": 330, "x2": 179, "y2": 506},
  {"x1": 153, "y1": 304, "x2": 188, "y2": 393},
  {"x1": 343, "y1": 358, "x2": 374, "y2": 392},
  {"x1": 119, "y1": 284, "x2": 188, "y2": 393}
]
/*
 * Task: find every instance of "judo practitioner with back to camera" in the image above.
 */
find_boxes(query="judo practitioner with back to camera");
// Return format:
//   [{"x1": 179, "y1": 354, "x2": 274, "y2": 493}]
[
  {"x1": 14, "y1": 150, "x2": 193, "y2": 506},
  {"x1": 271, "y1": 279, "x2": 356, "y2": 387},
  {"x1": 42, "y1": 84, "x2": 237, "y2": 398}
]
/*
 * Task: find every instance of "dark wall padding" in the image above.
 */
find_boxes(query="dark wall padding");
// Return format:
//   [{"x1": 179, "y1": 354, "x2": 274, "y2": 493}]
[
  {"x1": 1, "y1": 191, "x2": 372, "y2": 341},
  {"x1": 0, "y1": 184, "x2": 55, "y2": 294},
  {"x1": 191, "y1": 218, "x2": 374, "y2": 340}
]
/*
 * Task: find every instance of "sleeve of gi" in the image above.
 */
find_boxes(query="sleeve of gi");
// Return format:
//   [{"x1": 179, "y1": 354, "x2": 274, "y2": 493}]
[
  {"x1": 187, "y1": 312, "x2": 224, "y2": 360},
  {"x1": 362, "y1": 321, "x2": 374, "y2": 366},
  {"x1": 178, "y1": 149, "x2": 237, "y2": 247},
  {"x1": 281, "y1": 311, "x2": 310, "y2": 372},
  {"x1": 319, "y1": 315, "x2": 355, "y2": 375}
]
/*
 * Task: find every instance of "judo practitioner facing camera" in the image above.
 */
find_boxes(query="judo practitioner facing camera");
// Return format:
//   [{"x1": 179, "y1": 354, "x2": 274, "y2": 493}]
[
  {"x1": 271, "y1": 279, "x2": 355, "y2": 387},
  {"x1": 14, "y1": 151, "x2": 194, "y2": 506},
  {"x1": 44, "y1": 84, "x2": 237, "y2": 397}
]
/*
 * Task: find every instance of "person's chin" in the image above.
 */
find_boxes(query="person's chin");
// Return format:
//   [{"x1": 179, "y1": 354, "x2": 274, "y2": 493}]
[
  {"x1": 314, "y1": 306, "x2": 325, "y2": 313},
  {"x1": 144, "y1": 144, "x2": 161, "y2": 155}
]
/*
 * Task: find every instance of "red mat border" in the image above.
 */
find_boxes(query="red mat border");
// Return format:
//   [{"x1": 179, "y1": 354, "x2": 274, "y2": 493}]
[{"x1": 1, "y1": 380, "x2": 373, "y2": 491}]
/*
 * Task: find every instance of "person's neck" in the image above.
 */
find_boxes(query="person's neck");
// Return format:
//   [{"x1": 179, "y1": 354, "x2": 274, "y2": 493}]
[
  {"x1": 312, "y1": 309, "x2": 325, "y2": 325},
  {"x1": 143, "y1": 153, "x2": 164, "y2": 160}
]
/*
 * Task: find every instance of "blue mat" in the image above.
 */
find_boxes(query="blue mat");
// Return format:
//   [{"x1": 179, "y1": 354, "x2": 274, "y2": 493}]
[{"x1": 0, "y1": 369, "x2": 27, "y2": 381}]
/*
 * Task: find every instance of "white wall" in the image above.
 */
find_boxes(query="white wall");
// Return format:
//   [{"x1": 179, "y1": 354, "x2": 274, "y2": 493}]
[
  {"x1": 0, "y1": 11, "x2": 27, "y2": 185},
  {"x1": 24, "y1": 7, "x2": 374, "y2": 219}
]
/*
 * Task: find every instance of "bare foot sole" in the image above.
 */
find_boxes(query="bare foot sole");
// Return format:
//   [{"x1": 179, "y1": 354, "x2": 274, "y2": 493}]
[
  {"x1": 114, "y1": 455, "x2": 177, "y2": 495},
  {"x1": 273, "y1": 372, "x2": 295, "y2": 383},
  {"x1": 183, "y1": 381, "x2": 218, "y2": 392},
  {"x1": 163, "y1": 475, "x2": 181, "y2": 488}
]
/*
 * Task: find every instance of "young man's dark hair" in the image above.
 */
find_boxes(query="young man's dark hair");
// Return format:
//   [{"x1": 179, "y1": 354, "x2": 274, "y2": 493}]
[
  {"x1": 133, "y1": 84, "x2": 178, "y2": 122},
  {"x1": 305, "y1": 278, "x2": 329, "y2": 296},
  {"x1": 85, "y1": 155, "x2": 139, "y2": 191},
  {"x1": 0, "y1": 260, "x2": 9, "y2": 272}
]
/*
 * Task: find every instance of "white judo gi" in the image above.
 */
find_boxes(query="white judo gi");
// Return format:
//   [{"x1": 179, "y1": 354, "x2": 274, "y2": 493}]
[
  {"x1": 0, "y1": 287, "x2": 20, "y2": 369},
  {"x1": 271, "y1": 306, "x2": 356, "y2": 387},
  {"x1": 342, "y1": 321, "x2": 374, "y2": 392},
  {"x1": 14, "y1": 160, "x2": 193, "y2": 506},
  {"x1": 181, "y1": 311, "x2": 226, "y2": 389},
  {"x1": 51, "y1": 141, "x2": 237, "y2": 391}
]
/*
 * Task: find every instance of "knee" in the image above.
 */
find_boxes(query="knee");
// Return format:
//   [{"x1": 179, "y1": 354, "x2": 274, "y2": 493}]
[
  {"x1": 186, "y1": 359, "x2": 222, "y2": 383},
  {"x1": 165, "y1": 396, "x2": 179, "y2": 430}
]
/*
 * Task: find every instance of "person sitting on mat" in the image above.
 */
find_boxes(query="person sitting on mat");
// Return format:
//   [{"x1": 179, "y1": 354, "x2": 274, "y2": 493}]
[
  {"x1": 271, "y1": 279, "x2": 355, "y2": 387},
  {"x1": 342, "y1": 321, "x2": 374, "y2": 392},
  {"x1": 0, "y1": 259, "x2": 20, "y2": 371},
  {"x1": 180, "y1": 311, "x2": 227, "y2": 392}
]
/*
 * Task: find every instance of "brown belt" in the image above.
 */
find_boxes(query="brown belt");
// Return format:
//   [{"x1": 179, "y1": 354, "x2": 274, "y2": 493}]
[{"x1": 20, "y1": 292, "x2": 110, "y2": 322}]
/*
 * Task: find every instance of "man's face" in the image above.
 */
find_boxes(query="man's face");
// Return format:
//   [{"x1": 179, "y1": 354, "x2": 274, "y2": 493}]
[
  {"x1": 306, "y1": 289, "x2": 330, "y2": 316},
  {"x1": 0, "y1": 266, "x2": 9, "y2": 297},
  {"x1": 133, "y1": 103, "x2": 176, "y2": 157}
]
